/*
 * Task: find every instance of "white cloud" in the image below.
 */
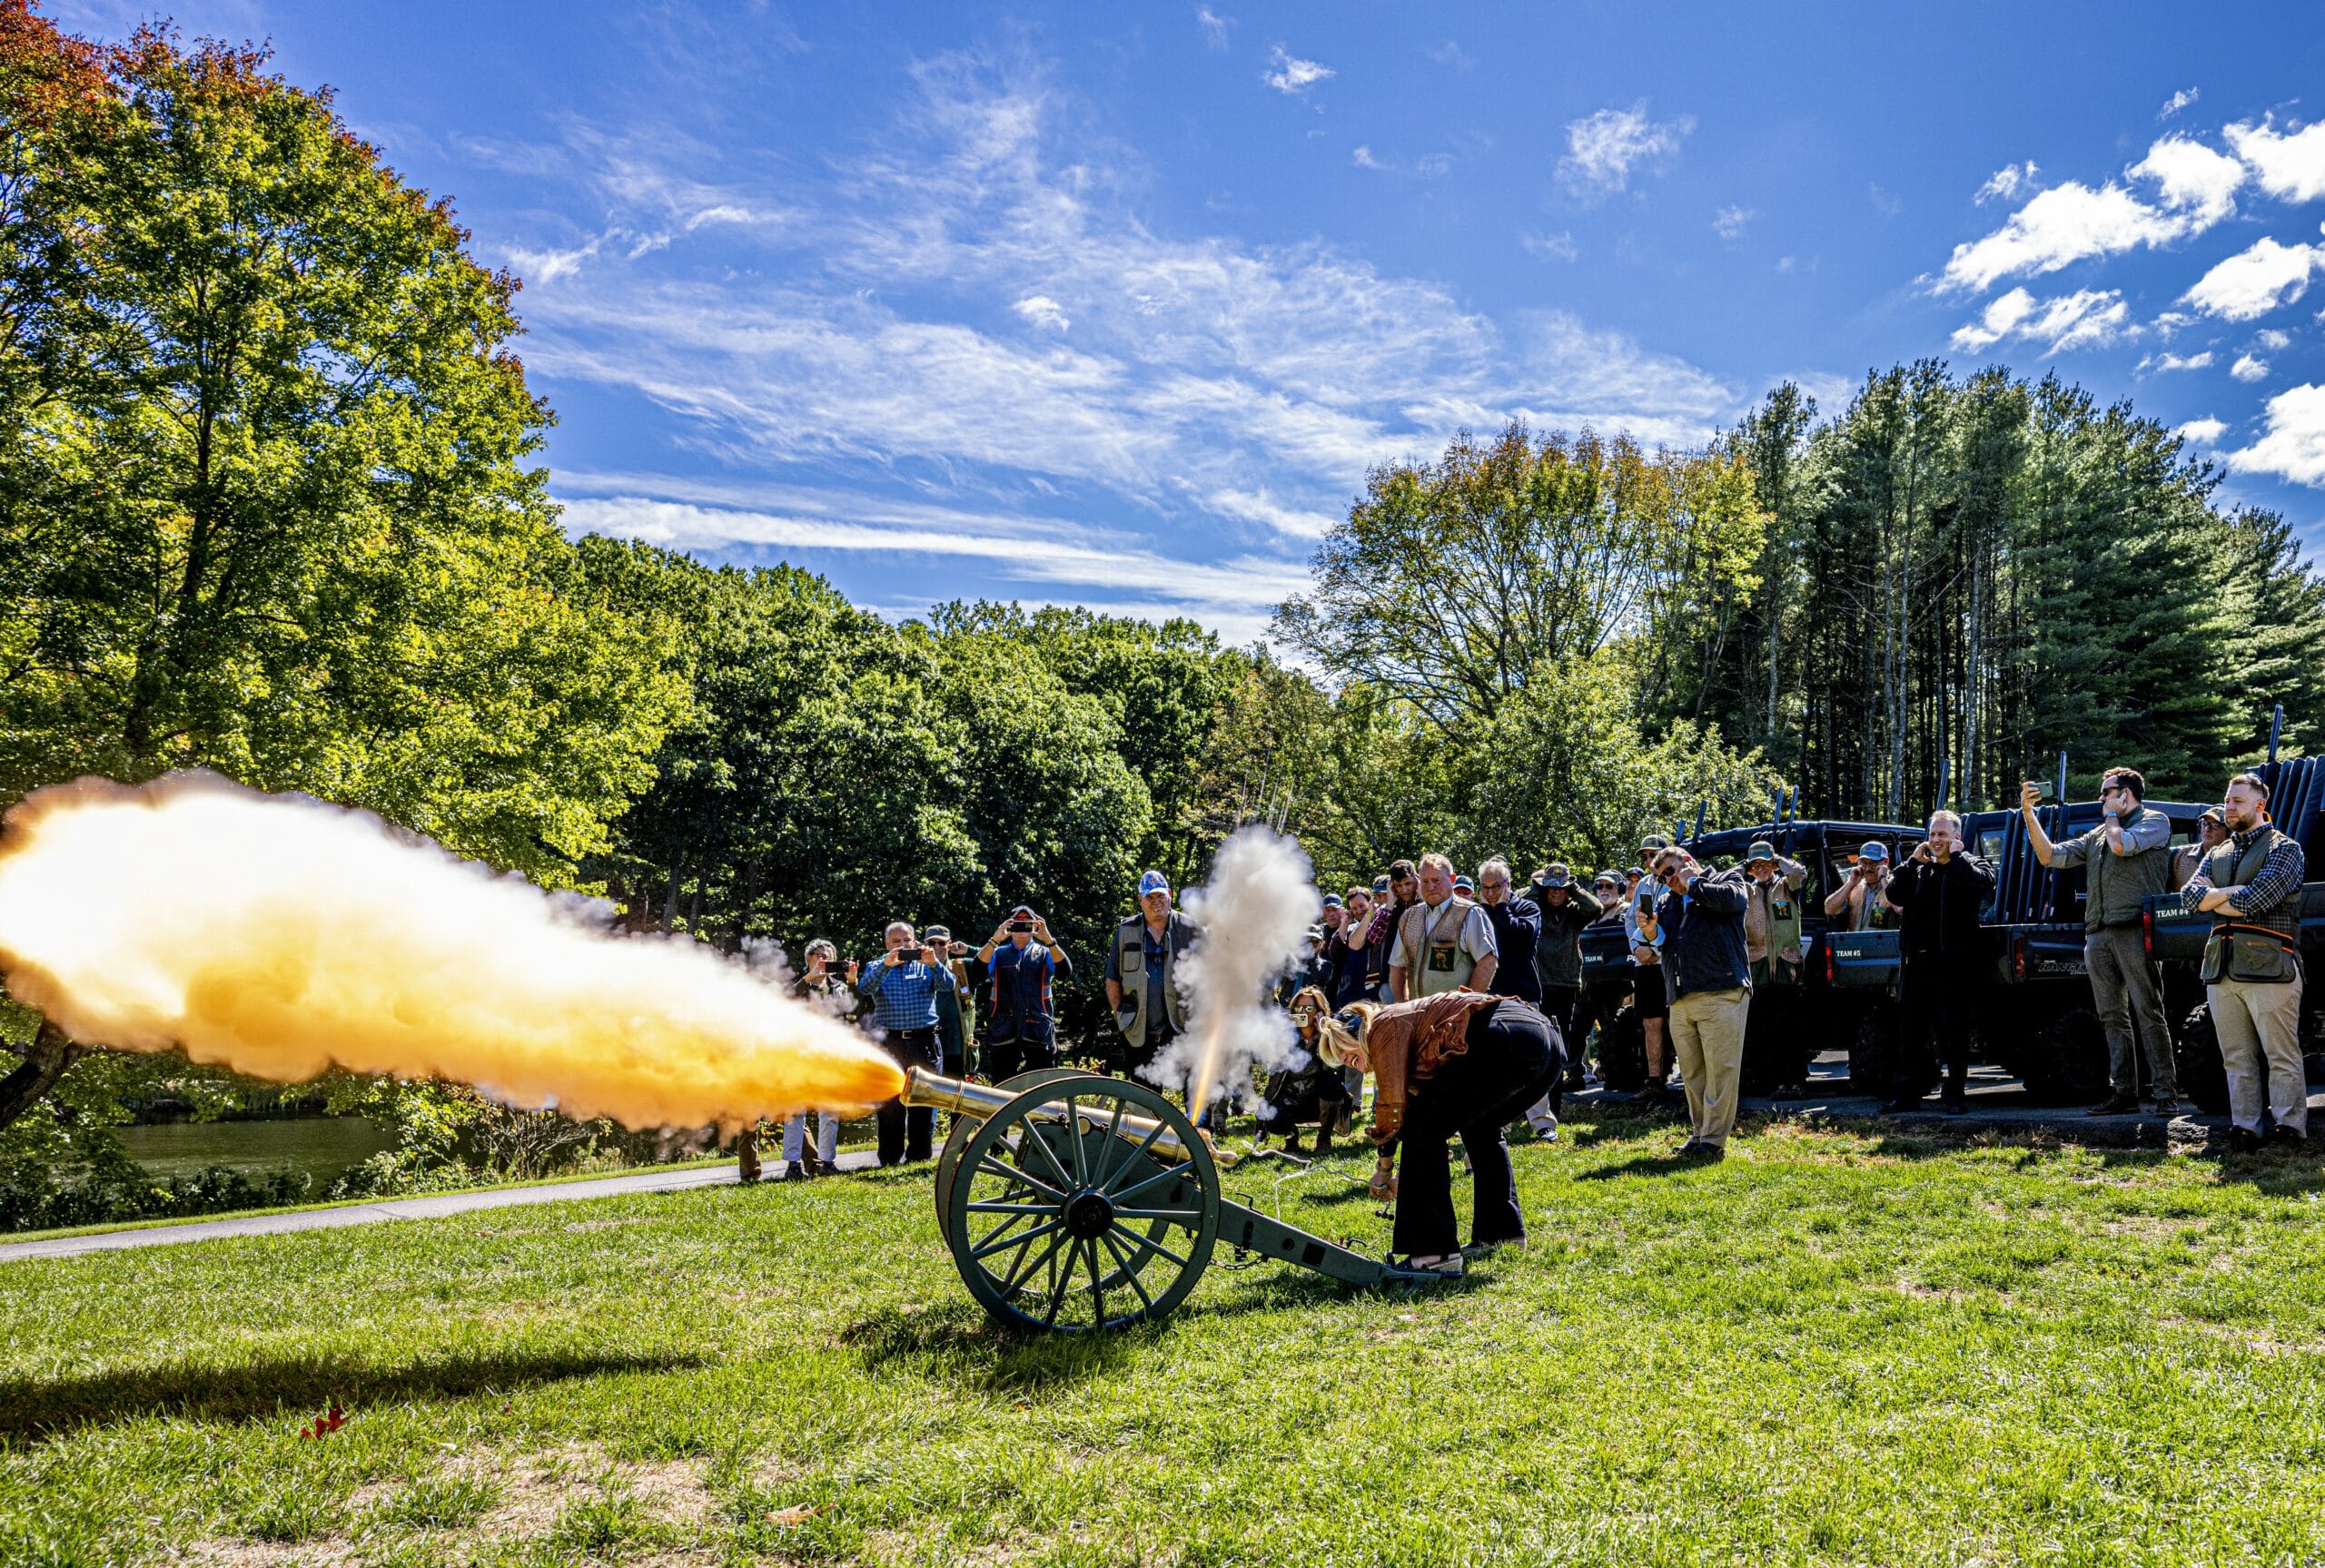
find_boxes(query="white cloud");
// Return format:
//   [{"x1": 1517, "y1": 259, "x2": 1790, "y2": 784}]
[
  {"x1": 2128, "y1": 136, "x2": 2244, "y2": 222},
  {"x1": 2150, "y1": 350, "x2": 2214, "y2": 371},
  {"x1": 2152, "y1": 311, "x2": 2196, "y2": 337},
  {"x1": 1261, "y1": 45, "x2": 1331, "y2": 94},
  {"x1": 2176, "y1": 416, "x2": 2227, "y2": 445},
  {"x1": 1520, "y1": 231, "x2": 1578, "y2": 261},
  {"x1": 1426, "y1": 41, "x2": 1474, "y2": 68},
  {"x1": 1949, "y1": 286, "x2": 2130, "y2": 354},
  {"x1": 1712, "y1": 204, "x2": 1756, "y2": 242},
  {"x1": 2228, "y1": 383, "x2": 2325, "y2": 486},
  {"x1": 1195, "y1": 6, "x2": 1229, "y2": 49},
  {"x1": 2181, "y1": 233, "x2": 2325, "y2": 321},
  {"x1": 2225, "y1": 116, "x2": 2325, "y2": 203},
  {"x1": 2232, "y1": 352, "x2": 2271, "y2": 382},
  {"x1": 1351, "y1": 144, "x2": 1382, "y2": 170},
  {"x1": 2257, "y1": 328, "x2": 2293, "y2": 350},
  {"x1": 1935, "y1": 133, "x2": 2246, "y2": 293},
  {"x1": 1868, "y1": 183, "x2": 1903, "y2": 218},
  {"x1": 506, "y1": 239, "x2": 601, "y2": 284},
  {"x1": 2160, "y1": 87, "x2": 2200, "y2": 121},
  {"x1": 1557, "y1": 101, "x2": 1692, "y2": 198},
  {"x1": 503, "y1": 57, "x2": 1736, "y2": 642},
  {"x1": 1975, "y1": 162, "x2": 2038, "y2": 205},
  {"x1": 1013, "y1": 294, "x2": 1071, "y2": 332}
]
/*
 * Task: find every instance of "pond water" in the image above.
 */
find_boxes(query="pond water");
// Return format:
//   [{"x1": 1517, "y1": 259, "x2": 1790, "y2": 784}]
[{"x1": 114, "y1": 1117, "x2": 395, "y2": 1188}]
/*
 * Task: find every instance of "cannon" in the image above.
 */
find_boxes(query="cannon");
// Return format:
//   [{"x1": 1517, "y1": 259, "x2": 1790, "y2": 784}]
[{"x1": 900, "y1": 1066, "x2": 1425, "y2": 1332}]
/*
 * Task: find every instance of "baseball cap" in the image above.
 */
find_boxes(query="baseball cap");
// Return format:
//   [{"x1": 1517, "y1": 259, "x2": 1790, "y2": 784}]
[
  {"x1": 1745, "y1": 841, "x2": 1776, "y2": 864},
  {"x1": 1009, "y1": 903, "x2": 1035, "y2": 921},
  {"x1": 1857, "y1": 841, "x2": 1889, "y2": 863},
  {"x1": 1594, "y1": 871, "x2": 1622, "y2": 888},
  {"x1": 1372, "y1": 873, "x2": 1391, "y2": 893},
  {"x1": 1627, "y1": 865, "x2": 1647, "y2": 880},
  {"x1": 1639, "y1": 833, "x2": 1671, "y2": 853},
  {"x1": 1542, "y1": 863, "x2": 1572, "y2": 888},
  {"x1": 1137, "y1": 870, "x2": 1171, "y2": 898},
  {"x1": 2200, "y1": 805, "x2": 2227, "y2": 826},
  {"x1": 925, "y1": 924, "x2": 951, "y2": 942},
  {"x1": 1453, "y1": 874, "x2": 1475, "y2": 893},
  {"x1": 1321, "y1": 892, "x2": 1344, "y2": 909}
]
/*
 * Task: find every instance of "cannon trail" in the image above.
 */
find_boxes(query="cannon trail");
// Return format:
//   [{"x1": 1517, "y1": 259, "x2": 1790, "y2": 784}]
[{"x1": 0, "y1": 773, "x2": 904, "y2": 1127}]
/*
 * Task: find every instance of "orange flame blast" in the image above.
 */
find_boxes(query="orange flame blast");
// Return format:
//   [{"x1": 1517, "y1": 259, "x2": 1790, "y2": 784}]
[{"x1": 0, "y1": 774, "x2": 904, "y2": 1127}]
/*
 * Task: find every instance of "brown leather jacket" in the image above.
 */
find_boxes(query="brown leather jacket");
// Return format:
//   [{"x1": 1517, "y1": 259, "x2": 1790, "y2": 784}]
[{"x1": 1362, "y1": 991, "x2": 1500, "y2": 1142}]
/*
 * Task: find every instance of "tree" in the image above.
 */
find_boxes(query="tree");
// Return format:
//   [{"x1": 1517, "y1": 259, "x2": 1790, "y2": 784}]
[{"x1": 0, "y1": 11, "x2": 684, "y2": 877}]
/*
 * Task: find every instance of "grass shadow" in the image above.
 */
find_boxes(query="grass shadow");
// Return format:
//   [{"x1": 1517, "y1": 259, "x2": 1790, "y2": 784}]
[
  {"x1": 0, "y1": 1346, "x2": 707, "y2": 1443},
  {"x1": 839, "y1": 1300, "x2": 1142, "y2": 1391}
]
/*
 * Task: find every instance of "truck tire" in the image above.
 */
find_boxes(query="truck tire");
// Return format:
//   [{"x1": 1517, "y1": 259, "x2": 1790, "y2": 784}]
[
  {"x1": 1844, "y1": 1001, "x2": 1899, "y2": 1096},
  {"x1": 2175, "y1": 1003, "x2": 2231, "y2": 1116},
  {"x1": 2023, "y1": 1008, "x2": 2109, "y2": 1106},
  {"x1": 1598, "y1": 1005, "x2": 1647, "y2": 1093}
]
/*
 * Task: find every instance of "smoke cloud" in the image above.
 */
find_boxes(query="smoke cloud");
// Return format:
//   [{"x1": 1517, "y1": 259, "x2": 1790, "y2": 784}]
[
  {"x1": 1144, "y1": 827, "x2": 1320, "y2": 1118},
  {"x1": 0, "y1": 774, "x2": 904, "y2": 1127}
]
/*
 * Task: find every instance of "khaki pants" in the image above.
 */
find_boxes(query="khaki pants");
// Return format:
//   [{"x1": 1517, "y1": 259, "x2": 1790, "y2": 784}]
[
  {"x1": 1668, "y1": 987, "x2": 1750, "y2": 1148},
  {"x1": 2209, "y1": 974, "x2": 2308, "y2": 1136},
  {"x1": 2088, "y1": 923, "x2": 2176, "y2": 1098}
]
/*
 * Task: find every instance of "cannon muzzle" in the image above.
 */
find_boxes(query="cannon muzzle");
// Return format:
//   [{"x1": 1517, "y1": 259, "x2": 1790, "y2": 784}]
[{"x1": 901, "y1": 1066, "x2": 1241, "y2": 1169}]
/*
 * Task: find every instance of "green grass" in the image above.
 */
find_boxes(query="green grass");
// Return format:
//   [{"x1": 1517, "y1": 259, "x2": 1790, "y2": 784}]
[{"x1": 5, "y1": 1108, "x2": 2325, "y2": 1566}]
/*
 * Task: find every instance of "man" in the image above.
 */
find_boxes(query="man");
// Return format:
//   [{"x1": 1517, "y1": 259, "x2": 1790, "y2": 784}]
[
  {"x1": 1740, "y1": 841, "x2": 1814, "y2": 1100},
  {"x1": 1474, "y1": 860, "x2": 1541, "y2": 1004},
  {"x1": 2183, "y1": 772, "x2": 2309, "y2": 1151},
  {"x1": 2020, "y1": 768, "x2": 2179, "y2": 1114},
  {"x1": 1824, "y1": 842, "x2": 1895, "y2": 932},
  {"x1": 1389, "y1": 853, "x2": 1499, "y2": 1001},
  {"x1": 925, "y1": 923, "x2": 969, "y2": 1080},
  {"x1": 1107, "y1": 871, "x2": 1199, "y2": 1076},
  {"x1": 1879, "y1": 811, "x2": 1997, "y2": 1116},
  {"x1": 2172, "y1": 807, "x2": 2230, "y2": 891},
  {"x1": 1360, "y1": 860, "x2": 1421, "y2": 1001},
  {"x1": 1527, "y1": 863, "x2": 1605, "y2": 1092},
  {"x1": 978, "y1": 905, "x2": 1070, "y2": 1081},
  {"x1": 856, "y1": 921, "x2": 946, "y2": 1165},
  {"x1": 1637, "y1": 846, "x2": 1752, "y2": 1159}
]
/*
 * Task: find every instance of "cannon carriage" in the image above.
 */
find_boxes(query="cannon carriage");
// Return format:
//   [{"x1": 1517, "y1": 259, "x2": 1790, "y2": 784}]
[{"x1": 902, "y1": 1067, "x2": 1427, "y2": 1333}]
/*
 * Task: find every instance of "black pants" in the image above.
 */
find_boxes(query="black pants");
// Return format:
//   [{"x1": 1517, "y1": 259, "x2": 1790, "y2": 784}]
[
  {"x1": 985, "y1": 1031, "x2": 1056, "y2": 1083},
  {"x1": 1393, "y1": 1001, "x2": 1562, "y2": 1257},
  {"x1": 1745, "y1": 968, "x2": 1808, "y2": 1087},
  {"x1": 1895, "y1": 952, "x2": 1981, "y2": 1096},
  {"x1": 876, "y1": 1027, "x2": 940, "y2": 1165}
]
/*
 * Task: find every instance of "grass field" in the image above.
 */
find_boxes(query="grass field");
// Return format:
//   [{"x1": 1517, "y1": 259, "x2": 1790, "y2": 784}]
[{"x1": 5, "y1": 1107, "x2": 2324, "y2": 1567}]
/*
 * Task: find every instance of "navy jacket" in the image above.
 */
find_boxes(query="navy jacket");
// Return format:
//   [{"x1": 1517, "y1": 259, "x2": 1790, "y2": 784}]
[
  {"x1": 1652, "y1": 868, "x2": 1752, "y2": 1001},
  {"x1": 987, "y1": 941, "x2": 1069, "y2": 1046},
  {"x1": 1482, "y1": 897, "x2": 1544, "y2": 1002}
]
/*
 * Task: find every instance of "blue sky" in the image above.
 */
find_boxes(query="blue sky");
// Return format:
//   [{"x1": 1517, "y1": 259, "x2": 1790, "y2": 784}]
[{"x1": 48, "y1": 2, "x2": 2325, "y2": 643}]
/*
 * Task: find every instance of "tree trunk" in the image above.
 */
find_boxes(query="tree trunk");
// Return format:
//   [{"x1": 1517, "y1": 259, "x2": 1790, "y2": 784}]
[{"x1": 0, "y1": 1021, "x2": 87, "y2": 1133}]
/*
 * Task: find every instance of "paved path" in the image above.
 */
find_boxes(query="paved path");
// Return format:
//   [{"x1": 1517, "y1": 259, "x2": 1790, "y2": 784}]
[{"x1": 0, "y1": 1152, "x2": 879, "y2": 1264}]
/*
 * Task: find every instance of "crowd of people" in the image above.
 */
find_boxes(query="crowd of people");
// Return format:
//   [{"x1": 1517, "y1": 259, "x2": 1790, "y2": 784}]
[{"x1": 747, "y1": 763, "x2": 2310, "y2": 1267}]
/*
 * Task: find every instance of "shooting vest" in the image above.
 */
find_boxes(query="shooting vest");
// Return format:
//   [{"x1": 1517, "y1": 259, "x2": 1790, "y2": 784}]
[
  {"x1": 1114, "y1": 912, "x2": 1194, "y2": 1048},
  {"x1": 1397, "y1": 896, "x2": 1480, "y2": 998},
  {"x1": 2078, "y1": 804, "x2": 2173, "y2": 930},
  {"x1": 2196, "y1": 826, "x2": 2301, "y2": 989},
  {"x1": 1755, "y1": 881, "x2": 1806, "y2": 982}
]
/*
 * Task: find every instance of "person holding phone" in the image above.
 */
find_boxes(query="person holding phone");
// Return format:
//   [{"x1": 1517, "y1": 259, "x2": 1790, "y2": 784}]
[
  {"x1": 2020, "y1": 768, "x2": 2179, "y2": 1115},
  {"x1": 1881, "y1": 811, "x2": 1997, "y2": 1116},
  {"x1": 1623, "y1": 864, "x2": 1670, "y2": 1104},
  {"x1": 856, "y1": 920, "x2": 946, "y2": 1164},
  {"x1": 978, "y1": 904, "x2": 1071, "y2": 1080},
  {"x1": 1637, "y1": 846, "x2": 1752, "y2": 1161}
]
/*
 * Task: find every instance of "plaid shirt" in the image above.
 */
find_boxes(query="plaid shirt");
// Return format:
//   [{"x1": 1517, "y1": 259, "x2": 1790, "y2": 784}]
[
  {"x1": 2183, "y1": 826, "x2": 2308, "y2": 919},
  {"x1": 857, "y1": 958, "x2": 942, "y2": 1032}
]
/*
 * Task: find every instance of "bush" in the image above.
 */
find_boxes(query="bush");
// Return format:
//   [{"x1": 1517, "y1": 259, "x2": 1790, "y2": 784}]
[{"x1": 0, "y1": 1130, "x2": 312, "y2": 1233}]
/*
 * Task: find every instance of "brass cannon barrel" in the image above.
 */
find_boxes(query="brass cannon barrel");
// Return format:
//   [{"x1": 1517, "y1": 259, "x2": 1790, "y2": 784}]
[{"x1": 901, "y1": 1066, "x2": 1242, "y2": 1169}]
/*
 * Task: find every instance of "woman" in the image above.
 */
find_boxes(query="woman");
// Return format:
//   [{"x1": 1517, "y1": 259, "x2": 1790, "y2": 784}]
[
  {"x1": 1315, "y1": 990, "x2": 1562, "y2": 1277},
  {"x1": 782, "y1": 941, "x2": 850, "y2": 1179},
  {"x1": 1254, "y1": 987, "x2": 1355, "y2": 1156}
]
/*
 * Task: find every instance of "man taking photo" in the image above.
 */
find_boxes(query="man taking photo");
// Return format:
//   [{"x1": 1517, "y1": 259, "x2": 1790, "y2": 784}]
[{"x1": 1879, "y1": 811, "x2": 1997, "y2": 1116}]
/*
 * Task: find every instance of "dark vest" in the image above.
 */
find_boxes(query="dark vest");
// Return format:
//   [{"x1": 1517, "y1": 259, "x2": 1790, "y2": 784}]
[{"x1": 2201, "y1": 825, "x2": 2300, "y2": 942}]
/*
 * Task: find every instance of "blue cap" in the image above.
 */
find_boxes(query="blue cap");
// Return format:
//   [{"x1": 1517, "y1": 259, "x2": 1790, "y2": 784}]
[
  {"x1": 1454, "y1": 874, "x2": 1475, "y2": 892},
  {"x1": 1138, "y1": 869, "x2": 1171, "y2": 897},
  {"x1": 1857, "y1": 841, "x2": 1889, "y2": 863},
  {"x1": 1321, "y1": 892, "x2": 1343, "y2": 908}
]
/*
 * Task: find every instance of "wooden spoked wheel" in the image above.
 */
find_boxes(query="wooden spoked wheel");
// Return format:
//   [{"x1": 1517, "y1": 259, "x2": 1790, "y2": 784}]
[{"x1": 939, "y1": 1073, "x2": 1219, "y2": 1332}]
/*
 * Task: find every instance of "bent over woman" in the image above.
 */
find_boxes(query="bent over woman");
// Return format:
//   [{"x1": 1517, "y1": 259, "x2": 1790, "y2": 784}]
[{"x1": 1317, "y1": 991, "x2": 1562, "y2": 1277}]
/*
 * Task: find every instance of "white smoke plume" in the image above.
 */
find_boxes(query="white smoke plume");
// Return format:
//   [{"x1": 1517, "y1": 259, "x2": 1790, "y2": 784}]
[{"x1": 1141, "y1": 827, "x2": 1321, "y2": 1118}]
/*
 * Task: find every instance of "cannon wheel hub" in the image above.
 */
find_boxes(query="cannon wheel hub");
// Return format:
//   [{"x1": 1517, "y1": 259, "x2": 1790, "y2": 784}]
[{"x1": 1064, "y1": 1188, "x2": 1116, "y2": 1239}]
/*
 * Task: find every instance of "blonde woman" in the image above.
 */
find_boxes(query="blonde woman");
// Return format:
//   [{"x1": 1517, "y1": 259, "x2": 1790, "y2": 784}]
[
  {"x1": 1256, "y1": 987, "x2": 1356, "y2": 1156},
  {"x1": 1316, "y1": 991, "x2": 1562, "y2": 1277}
]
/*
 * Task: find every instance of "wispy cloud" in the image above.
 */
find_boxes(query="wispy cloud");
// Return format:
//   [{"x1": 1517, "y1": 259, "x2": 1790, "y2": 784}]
[
  {"x1": 1975, "y1": 162, "x2": 2039, "y2": 204},
  {"x1": 1261, "y1": 44, "x2": 1331, "y2": 95},
  {"x1": 1195, "y1": 5, "x2": 1229, "y2": 50},
  {"x1": 1712, "y1": 204, "x2": 1756, "y2": 242},
  {"x1": 1520, "y1": 231, "x2": 1578, "y2": 261},
  {"x1": 1426, "y1": 40, "x2": 1473, "y2": 68},
  {"x1": 2231, "y1": 352, "x2": 2271, "y2": 383},
  {"x1": 1557, "y1": 101, "x2": 1692, "y2": 199},
  {"x1": 1934, "y1": 132, "x2": 2243, "y2": 292},
  {"x1": 2159, "y1": 86, "x2": 2199, "y2": 121},
  {"x1": 1949, "y1": 287, "x2": 2131, "y2": 355}
]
